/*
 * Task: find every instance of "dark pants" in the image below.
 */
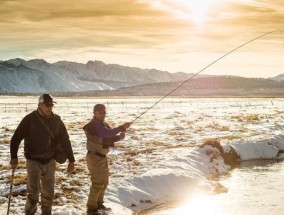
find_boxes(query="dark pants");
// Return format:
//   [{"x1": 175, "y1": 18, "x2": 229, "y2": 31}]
[{"x1": 25, "y1": 159, "x2": 56, "y2": 215}]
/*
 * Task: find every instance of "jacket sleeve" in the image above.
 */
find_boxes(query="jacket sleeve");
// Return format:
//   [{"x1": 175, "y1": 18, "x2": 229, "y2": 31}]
[
  {"x1": 58, "y1": 120, "x2": 75, "y2": 162},
  {"x1": 10, "y1": 114, "x2": 30, "y2": 159},
  {"x1": 102, "y1": 135, "x2": 121, "y2": 148},
  {"x1": 94, "y1": 120, "x2": 125, "y2": 138}
]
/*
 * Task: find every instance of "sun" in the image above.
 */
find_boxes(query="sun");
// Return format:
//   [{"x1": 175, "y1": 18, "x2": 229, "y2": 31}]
[{"x1": 171, "y1": 0, "x2": 219, "y2": 24}]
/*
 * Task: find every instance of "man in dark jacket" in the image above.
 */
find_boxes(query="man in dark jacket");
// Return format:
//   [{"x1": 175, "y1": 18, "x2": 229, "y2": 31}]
[
  {"x1": 83, "y1": 104, "x2": 131, "y2": 215},
  {"x1": 10, "y1": 94, "x2": 75, "y2": 215}
]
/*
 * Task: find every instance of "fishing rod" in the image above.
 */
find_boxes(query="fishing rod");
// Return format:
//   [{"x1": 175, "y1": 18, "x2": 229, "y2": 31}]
[
  {"x1": 131, "y1": 29, "x2": 281, "y2": 124},
  {"x1": 281, "y1": 28, "x2": 284, "y2": 50}
]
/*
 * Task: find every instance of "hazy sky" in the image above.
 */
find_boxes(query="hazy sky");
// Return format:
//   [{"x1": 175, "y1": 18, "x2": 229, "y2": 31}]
[{"x1": 0, "y1": 0, "x2": 284, "y2": 77}]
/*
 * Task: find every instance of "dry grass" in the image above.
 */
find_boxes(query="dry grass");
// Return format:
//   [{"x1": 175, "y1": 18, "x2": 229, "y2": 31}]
[
  {"x1": 126, "y1": 157, "x2": 134, "y2": 162},
  {"x1": 78, "y1": 157, "x2": 86, "y2": 163},
  {"x1": 145, "y1": 141, "x2": 195, "y2": 150},
  {"x1": 231, "y1": 114, "x2": 261, "y2": 123},
  {"x1": 3, "y1": 138, "x2": 10, "y2": 144},
  {"x1": 73, "y1": 164, "x2": 86, "y2": 174},
  {"x1": 0, "y1": 160, "x2": 25, "y2": 171},
  {"x1": 132, "y1": 160, "x2": 140, "y2": 166},
  {"x1": 124, "y1": 148, "x2": 156, "y2": 157},
  {"x1": 219, "y1": 135, "x2": 241, "y2": 141},
  {"x1": 66, "y1": 121, "x2": 86, "y2": 131},
  {"x1": 74, "y1": 158, "x2": 88, "y2": 173},
  {"x1": 60, "y1": 187, "x2": 82, "y2": 205},
  {"x1": 17, "y1": 160, "x2": 26, "y2": 169},
  {"x1": 2, "y1": 126, "x2": 12, "y2": 131},
  {"x1": 144, "y1": 141, "x2": 168, "y2": 147},
  {"x1": 168, "y1": 131, "x2": 185, "y2": 136},
  {"x1": 55, "y1": 177, "x2": 85, "y2": 207},
  {"x1": 125, "y1": 150, "x2": 138, "y2": 156},
  {"x1": 202, "y1": 138, "x2": 220, "y2": 145},
  {"x1": 114, "y1": 143, "x2": 129, "y2": 148},
  {"x1": 11, "y1": 190, "x2": 27, "y2": 197},
  {"x1": 0, "y1": 198, "x2": 6, "y2": 204},
  {"x1": 13, "y1": 174, "x2": 27, "y2": 186},
  {"x1": 164, "y1": 144, "x2": 186, "y2": 149},
  {"x1": 238, "y1": 128, "x2": 248, "y2": 133},
  {"x1": 130, "y1": 135, "x2": 141, "y2": 140},
  {"x1": 126, "y1": 157, "x2": 140, "y2": 166},
  {"x1": 55, "y1": 176, "x2": 65, "y2": 184},
  {"x1": 175, "y1": 136, "x2": 188, "y2": 141},
  {"x1": 0, "y1": 173, "x2": 27, "y2": 187},
  {"x1": 0, "y1": 164, "x2": 10, "y2": 171},
  {"x1": 140, "y1": 148, "x2": 156, "y2": 154},
  {"x1": 144, "y1": 127, "x2": 158, "y2": 131},
  {"x1": 205, "y1": 123, "x2": 229, "y2": 131},
  {"x1": 69, "y1": 179, "x2": 84, "y2": 187},
  {"x1": 54, "y1": 164, "x2": 86, "y2": 206},
  {"x1": 54, "y1": 188, "x2": 82, "y2": 207},
  {"x1": 108, "y1": 156, "x2": 119, "y2": 166},
  {"x1": 213, "y1": 183, "x2": 228, "y2": 193},
  {"x1": 110, "y1": 174, "x2": 124, "y2": 178}
]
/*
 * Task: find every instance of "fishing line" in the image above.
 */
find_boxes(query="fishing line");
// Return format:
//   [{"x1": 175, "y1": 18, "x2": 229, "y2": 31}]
[
  {"x1": 280, "y1": 28, "x2": 284, "y2": 56},
  {"x1": 131, "y1": 29, "x2": 281, "y2": 124},
  {"x1": 281, "y1": 28, "x2": 284, "y2": 49}
]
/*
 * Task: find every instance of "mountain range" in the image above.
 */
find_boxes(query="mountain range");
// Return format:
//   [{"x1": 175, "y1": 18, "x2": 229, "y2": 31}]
[
  {"x1": 0, "y1": 58, "x2": 284, "y2": 97},
  {"x1": 0, "y1": 58, "x2": 190, "y2": 93}
]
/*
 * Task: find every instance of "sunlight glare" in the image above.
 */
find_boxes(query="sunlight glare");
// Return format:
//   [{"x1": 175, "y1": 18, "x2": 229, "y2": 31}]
[
  {"x1": 173, "y1": 0, "x2": 219, "y2": 23},
  {"x1": 177, "y1": 192, "x2": 217, "y2": 215}
]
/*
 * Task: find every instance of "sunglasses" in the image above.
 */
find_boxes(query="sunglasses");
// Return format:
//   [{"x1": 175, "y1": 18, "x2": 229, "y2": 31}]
[
  {"x1": 45, "y1": 103, "x2": 54, "y2": 108},
  {"x1": 97, "y1": 111, "x2": 106, "y2": 114}
]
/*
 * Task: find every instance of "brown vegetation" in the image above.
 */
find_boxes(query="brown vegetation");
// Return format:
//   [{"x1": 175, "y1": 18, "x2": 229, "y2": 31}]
[
  {"x1": 231, "y1": 114, "x2": 261, "y2": 123},
  {"x1": 144, "y1": 141, "x2": 168, "y2": 147},
  {"x1": 219, "y1": 135, "x2": 241, "y2": 141},
  {"x1": 66, "y1": 121, "x2": 86, "y2": 131},
  {"x1": 13, "y1": 174, "x2": 27, "y2": 186},
  {"x1": 124, "y1": 148, "x2": 156, "y2": 156},
  {"x1": 0, "y1": 164, "x2": 10, "y2": 171},
  {"x1": 199, "y1": 139, "x2": 223, "y2": 154}
]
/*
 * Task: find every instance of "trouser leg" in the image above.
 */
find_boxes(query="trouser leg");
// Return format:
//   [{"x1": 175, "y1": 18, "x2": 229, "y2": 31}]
[
  {"x1": 25, "y1": 160, "x2": 41, "y2": 215},
  {"x1": 41, "y1": 159, "x2": 56, "y2": 215},
  {"x1": 86, "y1": 154, "x2": 109, "y2": 211},
  {"x1": 97, "y1": 161, "x2": 109, "y2": 206}
]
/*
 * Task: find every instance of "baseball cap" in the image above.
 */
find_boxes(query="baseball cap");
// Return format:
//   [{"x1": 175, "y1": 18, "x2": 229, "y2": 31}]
[
  {"x1": 38, "y1": 94, "x2": 56, "y2": 104},
  {"x1": 93, "y1": 104, "x2": 106, "y2": 112}
]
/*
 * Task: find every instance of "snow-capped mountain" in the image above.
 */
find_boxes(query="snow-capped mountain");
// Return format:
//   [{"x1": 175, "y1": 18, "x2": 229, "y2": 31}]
[
  {"x1": 1, "y1": 58, "x2": 283, "y2": 94},
  {"x1": 270, "y1": 74, "x2": 284, "y2": 82},
  {"x1": 0, "y1": 58, "x2": 190, "y2": 93},
  {"x1": 89, "y1": 75, "x2": 284, "y2": 97}
]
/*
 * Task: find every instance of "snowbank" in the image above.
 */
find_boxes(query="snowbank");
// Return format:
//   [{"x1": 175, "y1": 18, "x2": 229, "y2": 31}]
[{"x1": 227, "y1": 134, "x2": 284, "y2": 160}]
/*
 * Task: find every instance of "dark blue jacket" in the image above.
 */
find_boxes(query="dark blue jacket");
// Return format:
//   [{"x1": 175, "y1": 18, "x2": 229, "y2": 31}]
[{"x1": 10, "y1": 110, "x2": 75, "y2": 163}]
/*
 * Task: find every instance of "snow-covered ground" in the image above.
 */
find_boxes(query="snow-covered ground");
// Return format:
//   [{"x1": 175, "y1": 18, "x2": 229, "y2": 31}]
[{"x1": 0, "y1": 96, "x2": 284, "y2": 214}]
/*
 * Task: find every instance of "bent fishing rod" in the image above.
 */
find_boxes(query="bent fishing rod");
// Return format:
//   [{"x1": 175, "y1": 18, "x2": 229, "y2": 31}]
[{"x1": 130, "y1": 29, "x2": 281, "y2": 124}]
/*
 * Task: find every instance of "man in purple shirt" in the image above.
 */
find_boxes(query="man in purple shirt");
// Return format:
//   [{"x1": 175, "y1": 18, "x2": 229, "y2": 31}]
[{"x1": 83, "y1": 104, "x2": 131, "y2": 215}]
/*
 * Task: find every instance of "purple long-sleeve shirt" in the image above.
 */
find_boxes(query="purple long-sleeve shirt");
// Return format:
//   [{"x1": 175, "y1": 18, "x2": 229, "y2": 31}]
[{"x1": 87, "y1": 118, "x2": 125, "y2": 142}]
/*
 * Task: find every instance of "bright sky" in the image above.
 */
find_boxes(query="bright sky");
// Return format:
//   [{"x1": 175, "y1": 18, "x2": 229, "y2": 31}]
[{"x1": 0, "y1": 0, "x2": 284, "y2": 78}]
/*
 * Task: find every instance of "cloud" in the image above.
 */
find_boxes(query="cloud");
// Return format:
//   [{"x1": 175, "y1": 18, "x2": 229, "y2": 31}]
[
  {"x1": 0, "y1": 0, "x2": 180, "y2": 49},
  {"x1": 0, "y1": 0, "x2": 283, "y2": 77},
  {"x1": 0, "y1": 0, "x2": 168, "y2": 21}
]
